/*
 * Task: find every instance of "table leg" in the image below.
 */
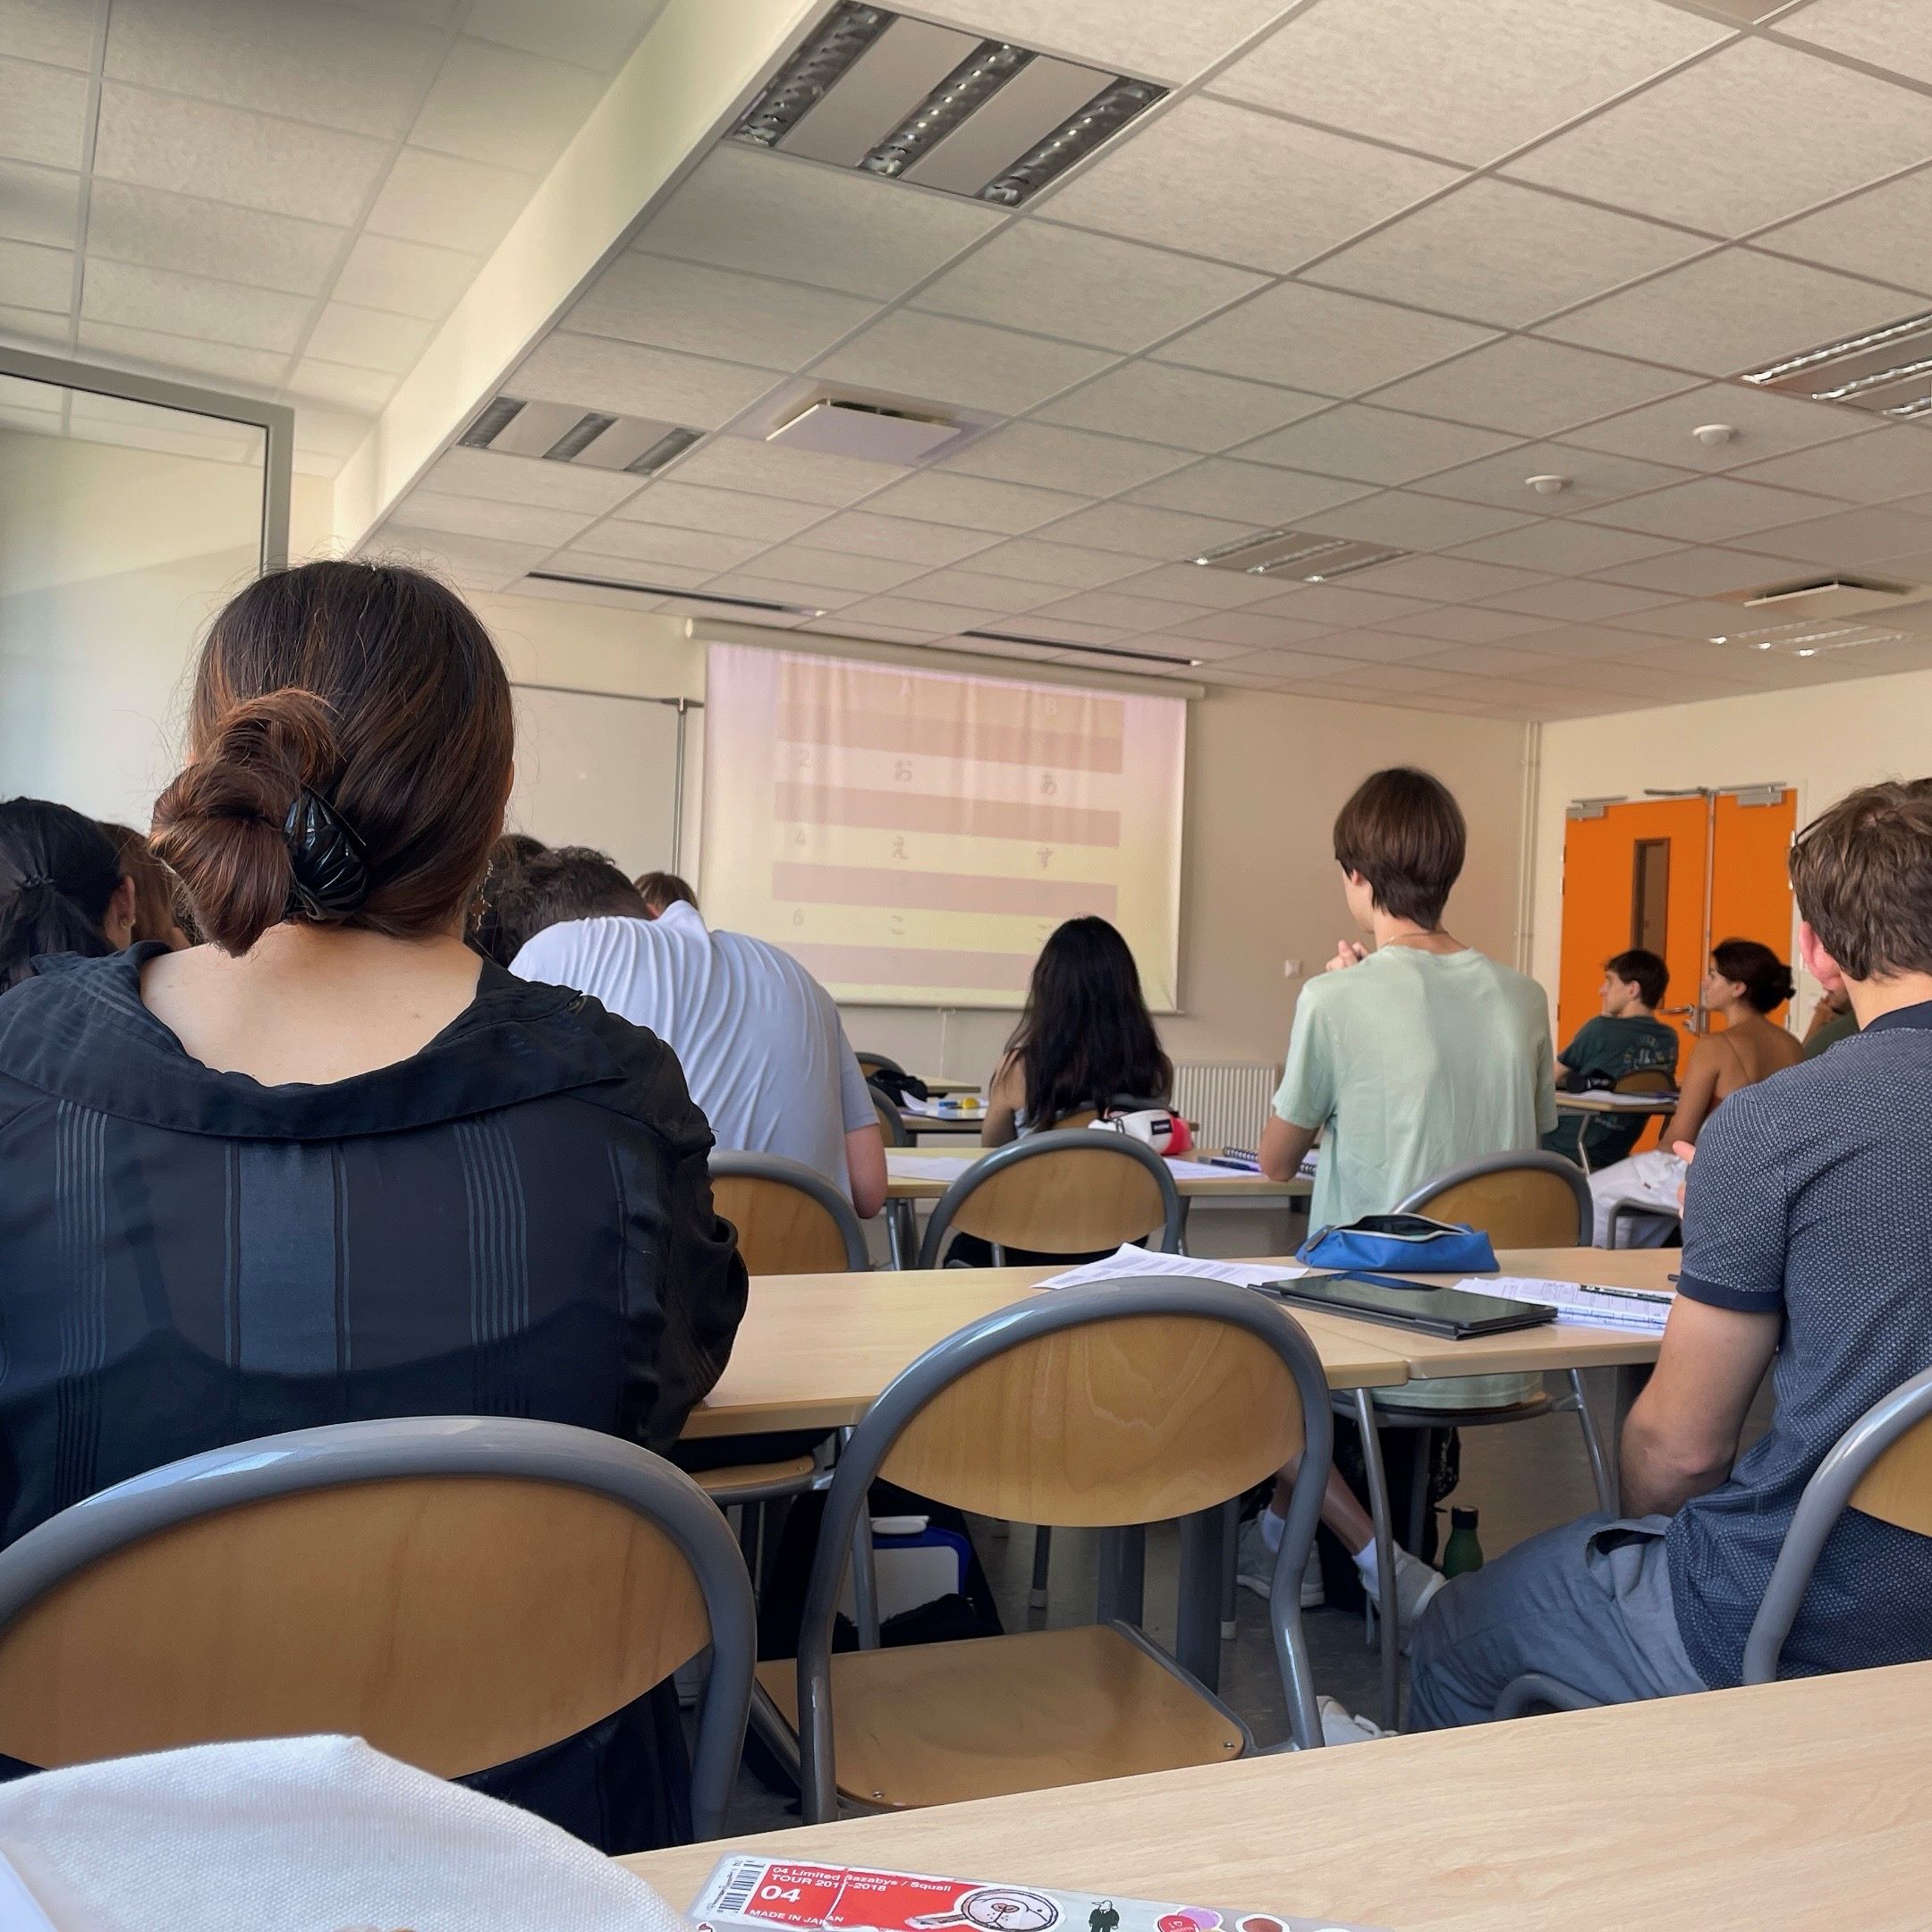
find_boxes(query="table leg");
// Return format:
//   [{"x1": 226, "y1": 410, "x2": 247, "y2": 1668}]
[
  {"x1": 1174, "y1": 1502, "x2": 1231, "y2": 1692},
  {"x1": 1096, "y1": 1524, "x2": 1145, "y2": 1628}
]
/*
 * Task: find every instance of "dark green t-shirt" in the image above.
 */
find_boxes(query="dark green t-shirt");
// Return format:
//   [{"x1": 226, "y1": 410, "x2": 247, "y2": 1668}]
[{"x1": 1541, "y1": 1013, "x2": 1680, "y2": 1165}]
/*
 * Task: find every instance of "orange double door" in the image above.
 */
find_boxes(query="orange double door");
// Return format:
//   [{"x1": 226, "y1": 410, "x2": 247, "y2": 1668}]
[{"x1": 1557, "y1": 786, "x2": 1798, "y2": 1074}]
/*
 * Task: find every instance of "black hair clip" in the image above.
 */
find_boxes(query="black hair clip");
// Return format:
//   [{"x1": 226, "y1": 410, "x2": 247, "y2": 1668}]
[{"x1": 283, "y1": 788, "x2": 369, "y2": 919}]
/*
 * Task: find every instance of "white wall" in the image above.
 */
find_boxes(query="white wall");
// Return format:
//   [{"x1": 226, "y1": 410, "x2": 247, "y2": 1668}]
[{"x1": 1530, "y1": 665, "x2": 1932, "y2": 1022}]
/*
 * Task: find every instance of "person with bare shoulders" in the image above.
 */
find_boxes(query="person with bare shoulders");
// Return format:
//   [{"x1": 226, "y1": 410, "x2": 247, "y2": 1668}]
[
  {"x1": 0, "y1": 561, "x2": 746, "y2": 1852},
  {"x1": 1589, "y1": 939, "x2": 1801, "y2": 1245}
]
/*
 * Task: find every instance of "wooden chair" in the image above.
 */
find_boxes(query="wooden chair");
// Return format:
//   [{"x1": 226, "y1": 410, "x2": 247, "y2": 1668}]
[
  {"x1": 868, "y1": 1081, "x2": 919, "y2": 1271},
  {"x1": 854, "y1": 1050, "x2": 904, "y2": 1081},
  {"x1": 1496, "y1": 1362, "x2": 1932, "y2": 1716},
  {"x1": 0, "y1": 1416, "x2": 756, "y2": 1839},
  {"x1": 758, "y1": 1276, "x2": 1335, "y2": 1820},
  {"x1": 1346, "y1": 1152, "x2": 1608, "y2": 1727},
  {"x1": 710, "y1": 1151, "x2": 869, "y2": 1275}
]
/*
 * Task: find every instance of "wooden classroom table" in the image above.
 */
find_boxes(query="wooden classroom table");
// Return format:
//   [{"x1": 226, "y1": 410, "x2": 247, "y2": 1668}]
[
  {"x1": 885, "y1": 1148, "x2": 1314, "y2": 1204},
  {"x1": 623, "y1": 1664, "x2": 1932, "y2": 1931},
  {"x1": 1554, "y1": 1090, "x2": 1676, "y2": 1116},
  {"x1": 895, "y1": 1113, "x2": 987, "y2": 1139}
]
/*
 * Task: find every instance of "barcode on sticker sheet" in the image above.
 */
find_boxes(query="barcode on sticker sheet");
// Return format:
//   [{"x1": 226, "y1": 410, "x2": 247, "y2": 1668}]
[{"x1": 713, "y1": 1858, "x2": 766, "y2": 1915}]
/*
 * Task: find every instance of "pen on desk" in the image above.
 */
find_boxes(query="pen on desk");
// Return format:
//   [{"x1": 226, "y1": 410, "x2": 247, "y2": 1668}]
[{"x1": 1580, "y1": 1282, "x2": 1674, "y2": 1305}]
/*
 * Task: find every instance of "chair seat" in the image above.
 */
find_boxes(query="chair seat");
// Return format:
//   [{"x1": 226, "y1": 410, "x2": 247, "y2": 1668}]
[
  {"x1": 691, "y1": 1455, "x2": 818, "y2": 1503},
  {"x1": 1341, "y1": 1391, "x2": 1559, "y2": 1428},
  {"x1": 756, "y1": 1623, "x2": 1243, "y2": 1809}
]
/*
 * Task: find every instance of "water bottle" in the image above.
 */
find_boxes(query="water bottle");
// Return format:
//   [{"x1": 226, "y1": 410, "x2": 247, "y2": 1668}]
[{"x1": 1442, "y1": 1505, "x2": 1484, "y2": 1578}]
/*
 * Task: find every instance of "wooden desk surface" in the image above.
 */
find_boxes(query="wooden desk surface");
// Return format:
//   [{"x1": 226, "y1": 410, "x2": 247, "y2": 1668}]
[
  {"x1": 678, "y1": 1249, "x2": 1669, "y2": 1439},
  {"x1": 886, "y1": 1148, "x2": 1312, "y2": 1202},
  {"x1": 624, "y1": 1665, "x2": 1932, "y2": 1930}
]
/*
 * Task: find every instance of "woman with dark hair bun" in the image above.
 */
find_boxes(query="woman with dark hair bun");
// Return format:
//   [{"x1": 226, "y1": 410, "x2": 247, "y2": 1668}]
[
  {"x1": 1589, "y1": 936, "x2": 1803, "y2": 1244},
  {"x1": 0, "y1": 799, "x2": 133, "y2": 992},
  {"x1": 0, "y1": 560, "x2": 746, "y2": 1852}
]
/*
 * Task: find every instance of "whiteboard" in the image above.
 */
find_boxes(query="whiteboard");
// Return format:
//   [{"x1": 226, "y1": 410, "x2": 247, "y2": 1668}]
[{"x1": 505, "y1": 683, "x2": 686, "y2": 879}]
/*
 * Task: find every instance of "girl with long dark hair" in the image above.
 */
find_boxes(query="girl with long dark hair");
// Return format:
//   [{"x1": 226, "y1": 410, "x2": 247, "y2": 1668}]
[{"x1": 0, "y1": 800, "x2": 133, "y2": 993}]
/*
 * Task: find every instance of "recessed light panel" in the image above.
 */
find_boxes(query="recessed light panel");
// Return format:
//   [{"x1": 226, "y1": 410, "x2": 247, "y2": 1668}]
[
  {"x1": 1191, "y1": 528, "x2": 1408, "y2": 581},
  {"x1": 1741, "y1": 309, "x2": 1932, "y2": 419}
]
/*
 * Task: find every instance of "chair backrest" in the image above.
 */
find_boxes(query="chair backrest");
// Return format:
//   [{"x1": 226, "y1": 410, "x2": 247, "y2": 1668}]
[
  {"x1": 792, "y1": 1278, "x2": 1335, "y2": 1814},
  {"x1": 1614, "y1": 1069, "x2": 1675, "y2": 1095},
  {"x1": 0, "y1": 1417, "x2": 756, "y2": 1838},
  {"x1": 1395, "y1": 1150, "x2": 1590, "y2": 1249},
  {"x1": 711, "y1": 1151, "x2": 869, "y2": 1274},
  {"x1": 855, "y1": 1050, "x2": 903, "y2": 1080},
  {"x1": 869, "y1": 1079, "x2": 911, "y2": 1148},
  {"x1": 914, "y1": 1129, "x2": 1182, "y2": 1266},
  {"x1": 1742, "y1": 1365, "x2": 1932, "y2": 1683}
]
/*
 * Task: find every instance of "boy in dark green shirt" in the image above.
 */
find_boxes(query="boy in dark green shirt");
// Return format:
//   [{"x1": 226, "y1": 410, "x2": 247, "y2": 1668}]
[{"x1": 1542, "y1": 948, "x2": 1680, "y2": 1167}]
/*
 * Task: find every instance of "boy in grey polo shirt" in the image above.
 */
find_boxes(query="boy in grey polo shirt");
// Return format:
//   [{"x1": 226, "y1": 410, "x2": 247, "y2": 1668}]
[{"x1": 1408, "y1": 779, "x2": 1932, "y2": 1726}]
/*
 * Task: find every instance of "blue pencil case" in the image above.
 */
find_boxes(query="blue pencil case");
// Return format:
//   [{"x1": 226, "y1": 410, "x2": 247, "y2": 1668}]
[{"x1": 1296, "y1": 1214, "x2": 1498, "y2": 1274}]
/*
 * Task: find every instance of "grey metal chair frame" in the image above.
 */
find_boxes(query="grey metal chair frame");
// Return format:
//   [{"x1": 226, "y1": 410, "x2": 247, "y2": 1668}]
[
  {"x1": 913, "y1": 1127, "x2": 1183, "y2": 1270},
  {"x1": 709, "y1": 1150, "x2": 870, "y2": 1273},
  {"x1": 1495, "y1": 1362, "x2": 1932, "y2": 1718},
  {"x1": 868, "y1": 1080, "x2": 919, "y2": 1271},
  {"x1": 868, "y1": 1080, "x2": 912, "y2": 1148},
  {"x1": 1606, "y1": 1200, "x2": 1681, "y2": 1250},
  {"x1": 855, "y1": 1050, "x2": 905, "y2": 1079},
  {"x1": 781, "y1": 1276, "x2": 1335, "y2": 1822},
  {"x1": 1339, "y1": 1151, "x2": 1611, "y2": 1731},
  {"x1": 0, "y1": 1415, "x2": 758, "y2": 1841}
]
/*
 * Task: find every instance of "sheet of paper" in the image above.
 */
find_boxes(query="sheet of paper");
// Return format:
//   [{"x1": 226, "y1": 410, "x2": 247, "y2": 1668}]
[
  {"x1": 887, "y1": 1153, "x2": 979, "y2": 1181},
  {"x1": 1038, "y1": 1243, "x2": 1308, "y2": 1291},
  {"x1": 1459, "y1": 1274, "x2": 1672, "y2": 1331},
  {"x1": 692, "y1": 1856, "x2": 1387, "y2": 1932},
  {"x1": 1164, "y1": 1157, "x2": 1275, "y2": 1182}
]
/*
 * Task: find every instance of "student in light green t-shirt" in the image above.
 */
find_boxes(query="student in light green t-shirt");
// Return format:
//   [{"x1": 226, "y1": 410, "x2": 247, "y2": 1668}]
[{"x1": 1240, "y1": 768, "x2": 1558, "y2": 1630}]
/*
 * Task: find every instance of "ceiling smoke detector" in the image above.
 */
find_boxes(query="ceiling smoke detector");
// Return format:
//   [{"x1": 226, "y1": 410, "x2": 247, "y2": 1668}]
[
  {"x1": 1740, "y1": 309, "x2": 1932, "y2": 419},
  {"x1": 458, "y1": 395, "x2": 700, "y2": 474},
  {"x1": 1191, "y1": 528, "x2": 1407, "y2": 580},
  {"x1": 728, "y1": 3, "x2": 1166, "y2": 207},
  {"x1": 1692, "y1": 423, "x2": 1737, "y2": 446},
  {"x1": 1526, "y1": 473, "x2": 1568, "y2": 495}
]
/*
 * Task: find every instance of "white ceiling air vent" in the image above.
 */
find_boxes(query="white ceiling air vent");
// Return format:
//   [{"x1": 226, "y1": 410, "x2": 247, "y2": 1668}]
[
  {"x1": 1713, "y1": 574, "x2": 1932, "y2": 620},
  {"x1": 1740, "y1": 310, "x2": 1932, "y2": 419},
  {"x1": 458, "y1": 395, "x2": 700, "y2": 474},
  {"x1": 768, "y1": 397, "x2": 963, "y2": 462},
  {"x1": 728, "y1": 3, "x2": 1166, "y2": 207},
  {"x1": 1191, "y1": 529, "x2": 1408, "y2": 581}
]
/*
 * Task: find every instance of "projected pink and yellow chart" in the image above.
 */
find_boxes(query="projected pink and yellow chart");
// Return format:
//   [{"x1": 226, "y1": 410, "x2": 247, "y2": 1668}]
[{"x1": 701, "y1": 644, "x2": 1186, "y2": 1008}]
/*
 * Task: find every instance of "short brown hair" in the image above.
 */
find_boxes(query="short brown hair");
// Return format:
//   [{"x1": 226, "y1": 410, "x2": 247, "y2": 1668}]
[
  {"x1": 493, "y1": 845, "x2": 646, "y2": 961},
  {"x1": 151, "y1": 561, "x2": 513, "y2": 955},
  {"x1": 1789, "y1": 780, "x2": 1932, "y2": 982},
  {"x1": 100, "y1": 821, "x2": 193, "y2": 946},
  {"x1": 634, "y1": 869, "x2": 697, "y2": 916},
  {"x1": 1333, "y1": 767, "x2": 1466, "y2": 928}
]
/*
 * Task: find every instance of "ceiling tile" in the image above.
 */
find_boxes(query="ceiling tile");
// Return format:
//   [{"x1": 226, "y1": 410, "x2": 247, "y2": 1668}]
[
  {"x1": 1741, "y1": 503, "x2": 1932, "y2": 565},
  {"x1": 2, "y1": 0, "x2": 95, "y2": 68},
  {"x1": 1178, "y1": 612, "x2": 1337, "y2": 649},
  {"x1": 1130, "y1": 457, "x2": 1369, "y2": 527},
  {"x1": 1403, "y1": 641, "x2": 1570, "y2": 678},
  {"x1": 905, "y1": 0, "x2": 1299, "y2": 80},
  {"x1": 104, "y1": 0, "x2": 445, "y2": 140},
  {"x1": 811, "y1": 309, "x2": 1114, "y2": 415},
  {"x1": 1233, "y1": 402, "x2": 1518, "y2": 486},
  {"x1": 564, "y1": 518, "x2": 762, "y2": 572},
  {"x1": 1540, "y1": 246, "x2": 1922, "y2": 377},
  {"x1": 1042, "y1": 499, "x2": 1263, "y2": 558},
  {"x1": 513, "y1": 331, "x2": 777, "y2": 428},
  {"x1": 742, "y1": 543, "x2": 928, "y2": 594},
  {"x1": 634, "y1": 145, "x2": 999, "y2": 301},
  {"x1": 1044, "y1": 97, "x2": 1460, "y2": 276},
  {"x1": 856, "y1": 468, "x2": 1089, "y2": 533},
  {"x1": 424, "y1": 444, "x2": 641, "y2": 514},
  {"x1": 1319, "y1": 626, "x2": 1497, "y2": 661},
  {"x1": 792, "y1": 512, "x2": 997, "y2": 567},
  {"x1": 1107, "y1": 561, "x2": 1284, "y2": 607},
  {"x1": 0, "y1": 55, "x2": 87, "y2": 173},
  {"x1": 1504, "y1": 35, "x2": 1932, "y2": 236},
  {"x1": 1156, "y1": 283, "x2": 1494, "y2": 398},
  {"x1": 1730, "y1": 425, "x2": 1932, "y2": 504},
  {"x1": 291, "y1": 406, "x2": 371, "y2": 458},
  {"x1": 0, "y1": 238, "x2": 68, "y2": 313},
  {"x1": 958, "y1": 538, "x2": 1148, "y2": 588},
  {"x1": 1449, "y1": 521, "x2": 1677, "y2": 574},
  {"x1": 305, "y1": 301, "x2": 434, "y2": 373},
  {"x1": 1370, "y1": 336, "x2": 1695, "y2": 436},
  {"x1": 398, "y1": 487, "x2": 589, "y2": 548},
  {"x1": 1216, "y1": 647, "x2": 1362, "y2": 680},
  {"x1": 1321, "y1": 662, "x2": 1460, "y2": 694},
  {"x1": 85, "y1": 181, "x2": 344, "y2": 299},
  {"x1": 701, "y1": 572, "x2": 864, "y2": 611},
  {"x1": 610, "y1": 477, "x2": 829, "y2": 539},
  {"x1": 1415, "y1": 438, "x2": 1695, "y2": 516},
  {"x1": 944, "y1": 420, "x2": 1190, "y2": 496},
  {"x1": 365, "y1": 146, "x2": 533, "y2": 252},
  {"x1": 80, "y1": 258, "x2": 311, "y2": 352},
  {"x1": 1562, "y1": 379, "x2": 1871, "y2": 472},
  {"x1": 894, "y1": 566, "x2": 1058, "y2": 613},
  {"x1": 77, "y1": 318, "x2": 288, "y2": 386},
  {"x1": 411, "y1": 37, "x2": 604, "y2": 174},
  {"x1": 835, "y1": 593, "x2": 1001, "y2": 635},
  {"x1": 1383, "y1": 604, "x2": 1554, "y2": 642},
  {"x1": 0, "y1": 158, "x2": 79, "y2": 250},
  {"x1": 1589, "y1": 545, "x2": 1792, "y2": 596},
  {"x1": 1343, "y1": 554, "x2": 1548, "y2": 601},
  {"x1": 383, "y1": 524, "x2": 552, "y2": 591},
  {"x1": 285, "y1": 357, "x2": 400, "y2": 411},
  {"x1": 1302, "y1": 488, "x2": 1531, "y2": 550},
  {"x1": 1305, "y1": 178, "x2": 1709, "y2": 330},
  {"x1": 1477, "y1": 575, "x2": 1675, "y2": 620},
  {"x1": 662, "y1": 436, "x2": 906, "y2": 508},
  {"x1": 1212, "y1": 0, "x2": 1724, "y2": 165},
  {"x1": 913, "y1": 222, "x2": 1265, "y2": 354},
  {"x1": 1030, "y1": 589, "x2": 1213, "y2": 631},
  {"x1": 1601, "y1": 598, "x2": 1758, "y2": 640},
  {"x1": 570, "y1": 254, "x2": 874, "y2": 370},
  {"x1": 1001, "y1": 615, "x2": 1134, "y2": 646},
  {"x1": 1755, "y1": 165, "x2": 1932, "y2": 298},
  {"x1": 543, "y1": 552, "x2": 708, "y2": 591},
  {"x1": 1253, "y1": 584, "x2": 1438, "y2": 628},
  {"x1": 1779, "y1": 0, "x2": 1932, "y2": 86},
  {"x1": 463, "y1": 0, "x2": 658, "y2": 71},
  {"x1": 1033, "y1": 360, "x2": 1326, "y2": 452},
  {"x1": 333, "y1": 232, "x2": 479, "y2": 318},
  {"x1": 1579, "y1": 473, "x2": 1843, "y2": 541}
]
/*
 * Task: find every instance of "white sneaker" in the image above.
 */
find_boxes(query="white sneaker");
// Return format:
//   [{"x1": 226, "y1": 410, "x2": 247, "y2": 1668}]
[
  {"x1": 1394, "y1": 1547, "x2": 1445, "y2": 1644},
  {"x1": 1317, "y1": 1695, "x2": 1389, "y2": 1746},
  {"x1": 1235, "y1": 1519, "x2": 1326, "y2": 1606}
]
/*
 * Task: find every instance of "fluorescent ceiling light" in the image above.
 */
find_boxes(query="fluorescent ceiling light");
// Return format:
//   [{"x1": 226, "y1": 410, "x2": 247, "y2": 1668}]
[
  {"x1": 860, "y1": 39, "x2": 1031, "y2": 178},
  {"x1": 732, "y1": 4, "x2": 891, "y2": 149},
  {"x1": 528, "y1": 572, "x2": 822, "y2": 617},
  {"x1": 1741, "y1": 309, "x2": 1932, "y2": 419},
  {"x1": 965, "y1": 628, "x2": 1200, "y2": 667}
]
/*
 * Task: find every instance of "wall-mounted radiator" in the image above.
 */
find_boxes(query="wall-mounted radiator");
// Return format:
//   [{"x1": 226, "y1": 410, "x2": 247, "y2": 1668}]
[{"x1": 1170, "y1": 1063, "x2": 1281, "y2": 1152}]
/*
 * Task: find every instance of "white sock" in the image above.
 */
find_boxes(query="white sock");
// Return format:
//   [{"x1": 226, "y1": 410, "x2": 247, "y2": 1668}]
[
  {"x1": 1351, "y1": 1538, "x2": 1380, "y2": 1590},
  {"x1": 1258, "y1": 1506, "x2": 1284, "y2": 1554}
]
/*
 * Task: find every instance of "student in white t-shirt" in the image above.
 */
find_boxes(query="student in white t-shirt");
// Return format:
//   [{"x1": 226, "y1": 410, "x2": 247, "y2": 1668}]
[{"x1": 501, "y1": 850, "x2": 886, "y2": 1216}]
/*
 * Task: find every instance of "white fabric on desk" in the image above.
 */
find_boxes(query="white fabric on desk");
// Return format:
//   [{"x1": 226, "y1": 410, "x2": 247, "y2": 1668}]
[{"x1": 0, "y1": 1734, "x2": 688, "y2": 1932}]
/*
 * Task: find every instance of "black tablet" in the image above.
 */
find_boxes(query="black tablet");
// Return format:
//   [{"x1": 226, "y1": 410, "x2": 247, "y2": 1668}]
[{"x1": 1270, "y1": 1271, "x2": 1556, "y2": 1339}]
